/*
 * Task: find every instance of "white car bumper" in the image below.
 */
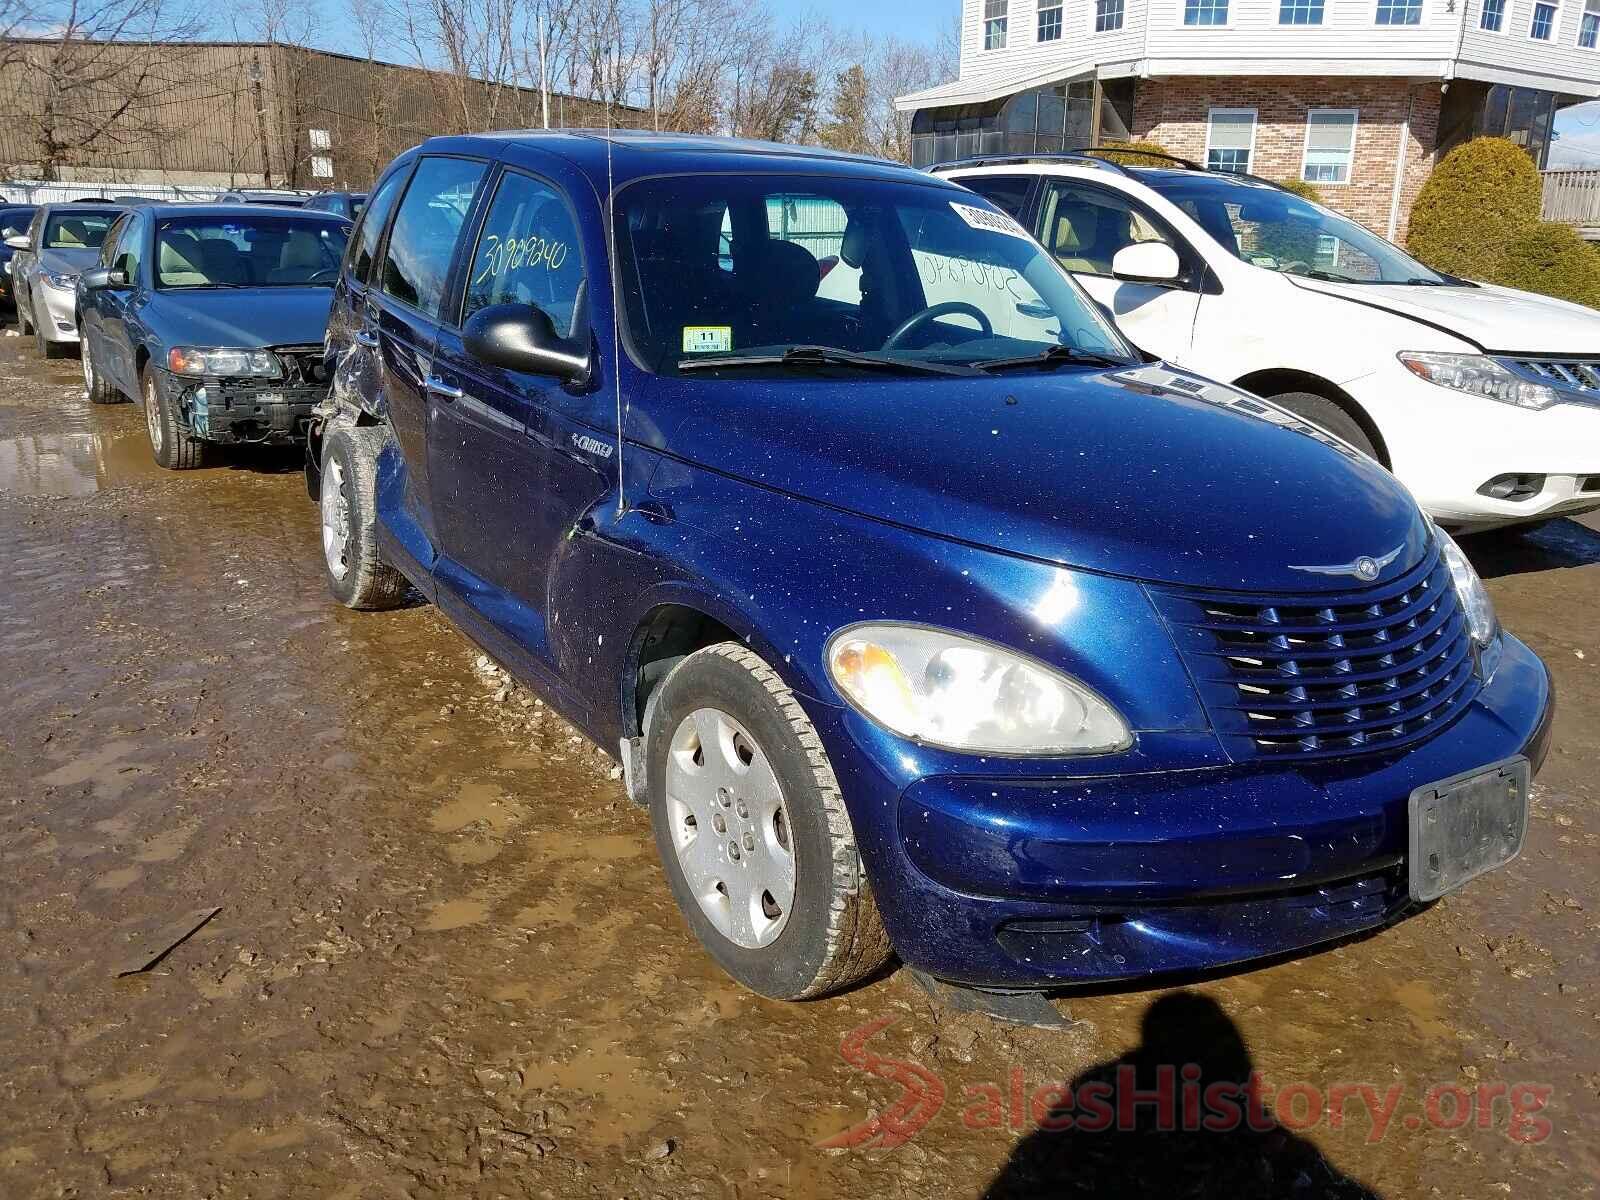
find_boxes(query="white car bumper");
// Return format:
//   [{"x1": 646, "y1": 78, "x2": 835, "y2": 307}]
[
  {"x1": 1347, "y1": 368, "x2": 1600, "y2": 532},
  {"x1": 34, "y1": 278, "x2": 80, "y2": 343}
]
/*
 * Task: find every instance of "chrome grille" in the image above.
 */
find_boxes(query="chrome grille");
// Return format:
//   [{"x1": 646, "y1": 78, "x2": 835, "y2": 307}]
[
  {"x1": 1153, "y1": 543, "x2": 1478, "y2": 760},
  {"x1": 1500, "y1": 356, "x2": 1600, "y2": 405}
]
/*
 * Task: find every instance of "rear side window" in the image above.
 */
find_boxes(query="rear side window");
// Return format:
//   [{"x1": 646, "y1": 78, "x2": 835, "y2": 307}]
[
  {"x1": 349, "y1": 168, "x2": 408, "y2": 285},
  {"x1": 380, "y1": 157, "x2": 487, "y2": 319},
  {"x1": 958, "y1": 175, "x2": 1032, "y2": 220},
  {"x1": 462, "y1": 170, "x2": 585, "y2": 336}
]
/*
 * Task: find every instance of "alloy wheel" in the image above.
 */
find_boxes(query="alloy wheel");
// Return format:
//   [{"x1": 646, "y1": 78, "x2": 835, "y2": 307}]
[
  {"x1": 144, "y1": 377, "x2": 163, "y2": 456},
  {"x1": 321, "y1": 457, "x2": 352, "y2": 581},
  {"x1": 665, "y1": 707, "x2": 795, "y2": 949}
]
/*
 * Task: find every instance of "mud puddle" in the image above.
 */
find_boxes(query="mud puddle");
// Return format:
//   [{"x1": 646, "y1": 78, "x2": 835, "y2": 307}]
[
  {"x1": 0, "y1": 332, "x2": 1596, "y2": 1198},
  {"x1": 0, "y1": 428, "x2": 160, "y2": 495}
]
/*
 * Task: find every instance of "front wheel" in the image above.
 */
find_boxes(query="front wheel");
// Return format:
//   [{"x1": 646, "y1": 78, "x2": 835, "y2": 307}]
[
  {"x1": 1268, "y1": 391, "x2": 1379, "y2": 461},
  {"x1": 646, "y1": 642, "x2": 890, "y2": 999},
  {"x1": 319, "y1": 421, "x2": 409, "y2": 610},
  {"x1": 142, "y1": 366, "x2": 209, "y2": 470}
]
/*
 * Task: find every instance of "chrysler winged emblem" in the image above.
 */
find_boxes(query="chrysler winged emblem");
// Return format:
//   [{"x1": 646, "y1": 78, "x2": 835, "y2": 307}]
[{"x1": 1289, "y1": 544, "x2": 1403, "y2": 582}]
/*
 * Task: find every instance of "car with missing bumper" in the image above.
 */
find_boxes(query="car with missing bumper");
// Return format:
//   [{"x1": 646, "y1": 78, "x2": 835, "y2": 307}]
[
  {"x1": 7, "y1": 202, "x2": 123, "y2": 358},
  {"x1": 939, "y1": 153, "x2": 1600, "y2": 534},
  {"x1": 76, "y1": 204, "x2": 350, "y2": 469},
  {"x1": 307, "y1": 131, "x2": 1552, "y2": 998}
]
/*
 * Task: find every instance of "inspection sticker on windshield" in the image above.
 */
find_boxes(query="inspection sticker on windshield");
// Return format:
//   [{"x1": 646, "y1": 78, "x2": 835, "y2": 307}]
[
  {"x1": 950, "y1": 202, "x2": 1031, "y2": 241},
  {"x1": 683, "y1": 325, "x2": 733, "y2": 354}
]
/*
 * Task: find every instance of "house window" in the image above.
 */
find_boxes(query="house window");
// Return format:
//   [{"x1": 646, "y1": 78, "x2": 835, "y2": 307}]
[
  {"x1": 310, "y1": 155, "x2": 334, "y2": 179},
  {"x1": 1184, "y1": 0, "x2": 1230, "y2": 24},
  {"x1": 1206, "y1": 108, "x2": 1256, "y2": 172},
  {"x1": 1582, "y1": 0, "x2": 1600, "y2": 44},
  {"x1": 1095, "y1": 0, "x2": 1126, "y2": 31},
  {"x1": 1376, "y1": 0, "x2": 1422, "y2": 23},
  {"x1": 984, "y1": 0, "x2": 1008, "y2": 48},
  {"x1": 1303, "y1": 108, "x2": 1358, "y2": 183},
  {"x1": 1280, "y1": 0, "x2": 1326, "y2": 23},
  {"x1": 1039, "y1": 0, "x2": 1064, "y2": 39},
  {"x1": 1530, "y1": 0, "x2": 1558, "y2": 37},
  {"x1": 1480, "y1": 0, "x2": 1506, "y2": 29}
]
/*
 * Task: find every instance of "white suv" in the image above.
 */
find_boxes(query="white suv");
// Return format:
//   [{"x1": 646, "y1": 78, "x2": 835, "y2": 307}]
[{"x1": 938, "y1": 155, "x2": 1600, "y2": 533}]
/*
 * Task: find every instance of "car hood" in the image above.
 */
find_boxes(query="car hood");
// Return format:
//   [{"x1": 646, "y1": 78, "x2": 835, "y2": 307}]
[
  {"x1": 147, "y1": 286, "x2": 334, "y2": 348},
  {"x1": 38, "y1": 247, "x2": 99, "y2": 274},
  {"x1": 648, "y1": 363, "x2": 1428, "y2": 594},
  {"x1": 1287, "y1": 276, "x2": 1600, "y2": 354}
]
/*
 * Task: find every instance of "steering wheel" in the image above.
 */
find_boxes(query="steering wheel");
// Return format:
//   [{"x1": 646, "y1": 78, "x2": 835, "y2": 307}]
[
  {"x1": 883, "y1": 301, "x2": 993, "y2": 350},
  {"x1": 306, "y1": 267, "x2": 338, "y2": 284}
]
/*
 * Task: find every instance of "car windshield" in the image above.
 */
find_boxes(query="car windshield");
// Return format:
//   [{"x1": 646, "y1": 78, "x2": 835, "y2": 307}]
[
  {"x1": 154, "y1": 215, "x2": 349, "y2": 289},
  {"x1": 1139, "y1": 172, "x2": 1454, "y2": 285},
  {"x1": 615, "y1": 173, "x2": 1133, "y2": 375},
  {"x1": 43, "y1": 211, "x2": 118, "y2": 250}
]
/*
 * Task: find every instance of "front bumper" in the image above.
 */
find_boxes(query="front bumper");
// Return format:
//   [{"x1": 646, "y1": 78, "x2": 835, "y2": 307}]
[
  {"x1": 166, "y1": 370, "x2": 326, "y2": 446},
  {"x1": 35, "y1": 281, "x2": 79, "y2": 342},
  {"x1": 823, "y1": 633, "x2": 1551, "y2": 989},
  {"x1": 1348, "y1": 368, "x2": 1600, "y2": 530}
]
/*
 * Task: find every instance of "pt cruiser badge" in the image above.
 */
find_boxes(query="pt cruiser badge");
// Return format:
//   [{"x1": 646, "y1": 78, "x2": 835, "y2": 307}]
[{"x1": 1290, "y1": 544, "x2": 1405, "y2": 581}]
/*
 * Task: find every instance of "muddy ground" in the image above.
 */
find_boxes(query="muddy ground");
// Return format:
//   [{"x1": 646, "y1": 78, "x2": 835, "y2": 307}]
[{"x1": 0, "y1": 326, "x2": 1596, "y2": 1200}]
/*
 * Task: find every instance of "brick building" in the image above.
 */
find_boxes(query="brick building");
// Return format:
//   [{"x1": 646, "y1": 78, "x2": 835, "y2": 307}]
[{"x1": 897, "y1": 0, "x2": 1600, "y2": 241}]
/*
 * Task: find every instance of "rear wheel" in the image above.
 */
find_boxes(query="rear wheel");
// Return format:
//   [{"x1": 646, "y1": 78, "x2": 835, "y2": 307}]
[
  {"x1": 80, "y1": 326, "x2": 118, "y2": 403},
  {"x1": 142, "y1": 366, "x2": 209, "y2": 470},
  {"x1": 1268, "y1": 391, "x2": 1379, "y2": 460},
  {"x1": 319, "y1": 421, "x2": 409, "y2": 610},
  {"x1": 647, "y1": 642, "x2": 890, "y2": 999}
]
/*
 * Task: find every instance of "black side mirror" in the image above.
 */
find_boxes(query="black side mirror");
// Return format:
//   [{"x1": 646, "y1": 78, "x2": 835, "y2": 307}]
[
  {"x1": 81, "y1": 266, "x2": 128, "y2": 291},
  {"x1": 463, "y1": 303, "x2": 590, "y2": 385}
]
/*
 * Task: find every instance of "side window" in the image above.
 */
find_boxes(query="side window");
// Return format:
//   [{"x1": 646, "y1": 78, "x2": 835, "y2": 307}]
[
  {"x1": 380, "y1": 156, "x2": 487, "y2": 319},
  {"x1": 959, "y1": 175, "x2": 1033, "y2": 220},
  {"x1": 462, "y1": 170, "x2": 585, "y2": 336},
  {"x1": 98, "y1": 215, "x2": 129, "y2": 268},
  {"x1": 115, "y1": 217, "x2": 142, "y2": 279},
  {"x1": 26, "y1": 208, "x2": 43, "y2": 248},
  {"x1": 1038, "y1": 182, "x2": 1181, "y2": 277},
  {"x1": 348, "y1": 167, "x2": 408, "y2": 286}
]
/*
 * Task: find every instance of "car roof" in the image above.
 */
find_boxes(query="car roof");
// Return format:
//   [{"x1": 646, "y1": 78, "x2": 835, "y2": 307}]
[
  {"x1": 403, "y1": 129, "x2": 954, "y2": 191},
  {"x1": 143, "y1": 203, "x2": 349, "y2": 220}
]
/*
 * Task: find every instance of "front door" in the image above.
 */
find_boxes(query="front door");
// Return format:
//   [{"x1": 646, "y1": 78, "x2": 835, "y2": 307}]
[
  {"x1": 429, "y1": 164, "x2": 593, "y2": 685},
  {"x1": 97, "y1": 213, "x2": 146, "y2": 395},
  {"x1": 367, "y1": 155, "x2": 489, "y2": 575},
  {"x1": 1035, "y1": 179, "x2": 1203, "y2": 364}
]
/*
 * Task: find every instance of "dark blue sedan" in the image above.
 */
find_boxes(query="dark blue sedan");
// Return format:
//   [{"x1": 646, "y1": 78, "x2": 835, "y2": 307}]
[
  {"x1": 76, "y1": 204, "x2": 350, "y2": 469},
  {"x1": 310, "y1": 132, "x2": 1552, "y2": 999}
]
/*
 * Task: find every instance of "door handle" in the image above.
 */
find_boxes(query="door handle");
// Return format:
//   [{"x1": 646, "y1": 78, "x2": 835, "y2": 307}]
[
  {"x1": 354, "y1": 329, "x2": 379, "y2": 349},
  {"x1": 426, "y1": 376, "x2": 464, "y2": 402}
]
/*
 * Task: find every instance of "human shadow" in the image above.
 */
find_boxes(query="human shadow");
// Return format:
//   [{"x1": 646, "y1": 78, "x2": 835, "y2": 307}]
[{"x1": 981, "y1": 991, "x2": 1383, "y2": 1199}]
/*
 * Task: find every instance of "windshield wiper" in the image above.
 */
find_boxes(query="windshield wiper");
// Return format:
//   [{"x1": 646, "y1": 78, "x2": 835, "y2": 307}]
[
  {"x1": 973, "y1": 344, "x2": 1132, "y2": 373},
  {"x1": 676, "y1": 345, "x2": 979, "y2": 376}
]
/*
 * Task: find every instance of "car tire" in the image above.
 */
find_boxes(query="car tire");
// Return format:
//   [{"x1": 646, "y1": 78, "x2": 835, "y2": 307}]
[
  {"x1": 646, "y1": 642, "x2": 891, "y2": 1000},
  {"x1": 142, "y1": 365, "x2": 209, "y2": 470},
  {"x1": 80, "y1": 327, "x2": 118, "y2": 404},
  {"x1": 318, "y1": 420, "x2": 410, "y2": 610},
  {"x1": 1268, "y1": 391, "x2": 1379, "y2": 460},
  {"x1": 34, "y1": 298, "x2": 65, "y2": 359}
]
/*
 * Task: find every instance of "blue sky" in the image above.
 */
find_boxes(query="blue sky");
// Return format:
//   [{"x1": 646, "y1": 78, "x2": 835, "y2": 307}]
[{"x1": 804, "y1": 0, "x2": 957, "y2": 36}]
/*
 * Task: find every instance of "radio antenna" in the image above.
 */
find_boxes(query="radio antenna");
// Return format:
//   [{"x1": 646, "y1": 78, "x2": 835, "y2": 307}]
[{"x1": 604, "y1": 59, "x2": 625, "y2": 516}]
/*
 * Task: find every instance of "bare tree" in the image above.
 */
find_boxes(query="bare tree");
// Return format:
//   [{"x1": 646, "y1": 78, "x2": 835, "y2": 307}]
[{"x1": 18, "y1": 0, "x2": 205, "y2": 180}]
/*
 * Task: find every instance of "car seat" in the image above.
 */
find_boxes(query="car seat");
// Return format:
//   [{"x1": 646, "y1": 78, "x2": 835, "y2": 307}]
[
  {"x1": 270, "y1": 229, "x2": 325, "y2": 284},
  {"x1": 158, "y1": 232, "x2": 210, "y2": 287}
]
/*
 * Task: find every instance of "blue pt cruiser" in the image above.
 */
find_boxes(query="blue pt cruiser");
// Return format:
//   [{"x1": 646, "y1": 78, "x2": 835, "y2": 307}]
[{"x1": 307, "y1": 132, "x2": 1552, "y2": 999}]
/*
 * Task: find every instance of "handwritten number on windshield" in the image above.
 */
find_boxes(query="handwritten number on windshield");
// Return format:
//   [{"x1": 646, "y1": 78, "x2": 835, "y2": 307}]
[{"x1": 474, "y1": 231, "x2": 569, "y2": 285}]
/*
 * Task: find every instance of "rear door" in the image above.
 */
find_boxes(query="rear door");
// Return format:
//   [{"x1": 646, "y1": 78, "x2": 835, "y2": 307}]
[
  {"x1": 367, "y1": 156, "x2": 489, "y2": 577},
  {"x1": 1034, "y1": 178, "x2": 1204, "y2": 363},
  {"x1": 429, "y1": 162, "x2": 592, "y2": 685}
]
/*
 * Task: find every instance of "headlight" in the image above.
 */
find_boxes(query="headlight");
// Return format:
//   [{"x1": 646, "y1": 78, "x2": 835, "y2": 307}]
[
  {"x1": 1398, "y1": 351, "x2": 1558, "y2": 411},
  {"x1": 826, "y1": 624, "x2": 1132, "y2": 756},
  {"x1": 167, "y1": 347, "x2": 282, "y2": 378},
  {"x1": 1436, "y1": 529, "x2": 1497, "y2": 647},
  {"x1": 44, "y1": 271, "x2": 78, "y2": 290}
]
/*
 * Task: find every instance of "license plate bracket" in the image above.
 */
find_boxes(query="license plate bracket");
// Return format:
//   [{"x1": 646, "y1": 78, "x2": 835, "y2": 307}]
[{"x1": 1408, "y1": 757, "x2": 1529, "y2": 902}]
